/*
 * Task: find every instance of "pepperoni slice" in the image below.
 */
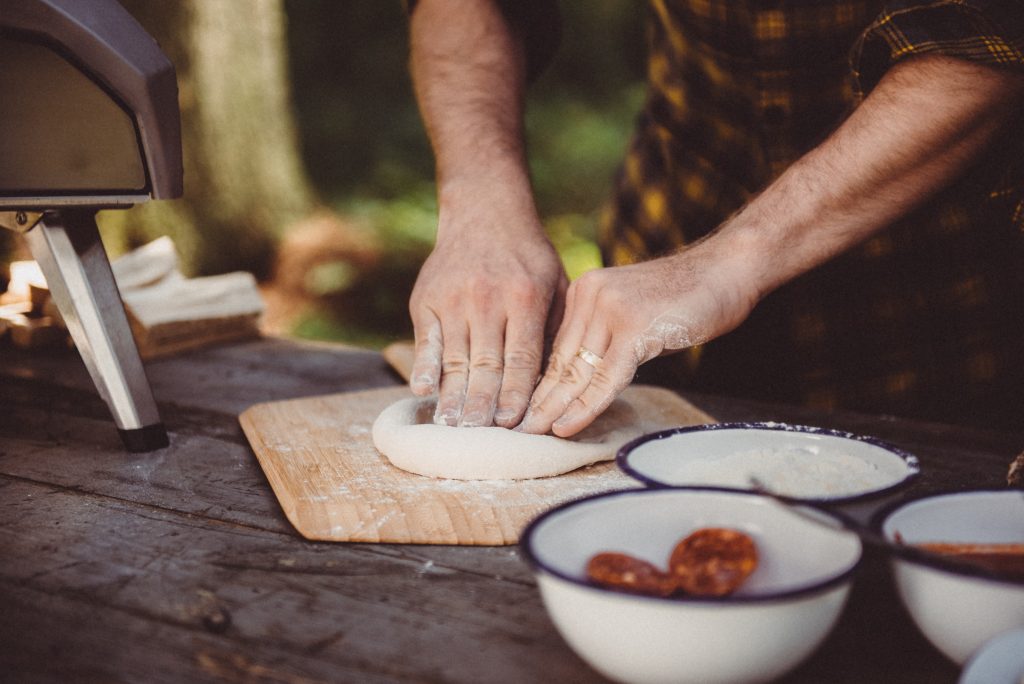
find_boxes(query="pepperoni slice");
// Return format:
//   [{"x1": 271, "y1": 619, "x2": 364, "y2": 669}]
[
  {"x1": 668, "y1": 528, "x2": 758, "y2": 597},
  {"x1": 586, "y1": 552, "x2": 677, "y2": 597}
]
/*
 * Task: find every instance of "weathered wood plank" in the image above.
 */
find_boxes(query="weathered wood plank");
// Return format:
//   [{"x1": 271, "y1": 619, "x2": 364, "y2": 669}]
[
  {"x1": 1, "y1": 337, "x2": 1016, "y2": 578},
  {"x1": 0, "y1": 337, "x2": 401, "y2": 415},
  {"x1": 0, "y1": 477, "x2": 600, "y2": 684},
  {"x1": 143, "y1": 338, "x2": 403, "y2": 413},
  {"x1": 4, "y1": 337, "x2": 1019, "y2": 461},
  {"x1": 0, "y1": 393, "x2": 539, "y2": 583},
  {"x1": 0, "y1": 584, "x2": 403, "y2": 684},
  {"x1": 0, "y1": 337, "x2": 1017, "y2": 683},
  {"x1": 0, "y1": 473, "x2": 962, "y2": 684}
]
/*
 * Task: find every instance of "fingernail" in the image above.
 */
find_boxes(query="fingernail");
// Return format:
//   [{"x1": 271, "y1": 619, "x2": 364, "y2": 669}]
[
  {"x1": 412, "y1": 375, "x2": 436, "y2": 392},
  {"x1": 434, "y1": 409, "x2": 459, "y2": 426},
  {"x1": 459, "y1": 412, "x2": 485, "y2": 427},
  {"x1": 494, "y1": 408, "x2": 516, "y2": 424},
  {"x1": 520, "y1": 411, "x2": 549, "y2": 435},
  {"x1": 552, "y1": 414, "x2": 573, "y2": 430}
]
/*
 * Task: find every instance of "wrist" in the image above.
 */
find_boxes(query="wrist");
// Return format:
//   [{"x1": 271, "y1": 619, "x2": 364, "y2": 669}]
[
  {"x1": 437, "y1": 154, "x2": 532, "y2": 199},
  {"x1": 435, "y1": 167, "x2": 545, "y2": 243},
  {"x1": 692, "y1": 213, "x2": 778, "y2": 310}
]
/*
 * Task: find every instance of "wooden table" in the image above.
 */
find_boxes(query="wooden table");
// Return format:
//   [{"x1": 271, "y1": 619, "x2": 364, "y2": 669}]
[{"x1": 1, "y1": 337, "x2": 1019, "y2": 683}]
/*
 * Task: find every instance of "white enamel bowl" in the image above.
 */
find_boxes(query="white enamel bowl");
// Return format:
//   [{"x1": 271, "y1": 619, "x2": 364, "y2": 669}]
[
  {"x1": 618, "y1": 422, "x2": 919, "y2": 503},
  {"x1": 878, "y1": 490, "x2": 1024, "y2": 665},
  {"x1": 521, "y1": 488, "x2": 862, "y2": 684},
  {"x1": 960, "y1": 627, "x2": 1024, "y2": 684}
]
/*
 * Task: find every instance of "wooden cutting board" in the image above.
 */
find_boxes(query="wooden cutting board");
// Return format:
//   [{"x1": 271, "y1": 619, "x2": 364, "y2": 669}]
[{"x1": 240, "y1": 383, "x2": 714, "y2": 546}]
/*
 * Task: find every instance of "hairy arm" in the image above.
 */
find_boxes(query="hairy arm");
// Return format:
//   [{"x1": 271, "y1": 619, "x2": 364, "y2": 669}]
[
  {"x1": 408, "y1": 0, "x2": 567, "y2": 428},
  {"x1": 522, "y1": 54, "x2": 1024, "y2": 437},
  {"x1": 411, "y1": 0, "x2": 528, "y2": 193},
  {"x1": 741, "y1": 55, "x2": 1022, "y2": 296}
]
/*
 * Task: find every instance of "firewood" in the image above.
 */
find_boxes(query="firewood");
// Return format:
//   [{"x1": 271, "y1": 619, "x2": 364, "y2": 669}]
[
  {"x1": 1, "y1": 260, "x2": 46, "y2": 307},
  {"x1": 0, "y1": 308, "x2": 67, "y2": 349},
  {"x1": 121, "y1": 271, "x2": 264, "y2": 359},
  {"x1": 1, "y1": 238, "x2": 264, "y2": 358},
  {"x1": 111, "y1": 236, "x2": 180, "y2": 292}
]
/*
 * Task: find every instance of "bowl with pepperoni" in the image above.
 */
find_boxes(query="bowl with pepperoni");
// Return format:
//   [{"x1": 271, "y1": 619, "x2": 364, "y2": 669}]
[
  {"x1": 875, "y1": 489, "x2": 1024, "y2": 665},
  {"x1": 521, "y1": 487, "x2": 862, "y2": 684}
]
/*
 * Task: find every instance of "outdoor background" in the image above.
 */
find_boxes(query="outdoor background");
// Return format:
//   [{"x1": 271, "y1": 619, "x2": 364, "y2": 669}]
[
  {"x1": 70, "y1": 0, "x2": 647, "y2": 350},
  {"x1": 280, "y1": 1, "x2": 644, "y2": 347}
]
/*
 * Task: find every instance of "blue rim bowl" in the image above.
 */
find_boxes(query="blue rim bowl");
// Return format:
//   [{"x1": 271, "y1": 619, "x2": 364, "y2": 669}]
[{"x1": 617, "y1": 421, "x2": 920, "y2": 504}]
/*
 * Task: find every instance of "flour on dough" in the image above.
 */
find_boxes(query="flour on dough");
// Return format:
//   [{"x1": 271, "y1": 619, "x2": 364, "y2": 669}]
[{"x1": 371, "y1": 397, "x2": 644, "y2": 480}]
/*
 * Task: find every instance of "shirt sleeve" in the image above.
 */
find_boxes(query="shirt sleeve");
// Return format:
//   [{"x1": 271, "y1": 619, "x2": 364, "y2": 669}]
[
  {"x1": 852, "y1": 0, "x2": 1024, "y2": 93},
  {"x1": 404, "y1": 0, "x2": 561, "y2": 83}
]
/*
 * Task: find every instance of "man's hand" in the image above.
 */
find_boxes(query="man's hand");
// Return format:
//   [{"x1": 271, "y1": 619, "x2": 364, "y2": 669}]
[
  {"x1": 520, "y1": 54, "x2": 1024, "y2": 437},
  {"x1": 520, "y1": 233, "x2": 758, "y2": 437},
  {"x1": 409, "y1": 179, "x2": 567, "y2": 428},
  {"x1": 408, "y1": 0, "x2": 568, "y2": 426}
]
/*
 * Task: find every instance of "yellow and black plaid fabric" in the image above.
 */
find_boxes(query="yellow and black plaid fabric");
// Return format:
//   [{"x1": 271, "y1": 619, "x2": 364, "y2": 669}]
[{"x1": 596, "y1": 0, "x2": 1024, "y2": 428}]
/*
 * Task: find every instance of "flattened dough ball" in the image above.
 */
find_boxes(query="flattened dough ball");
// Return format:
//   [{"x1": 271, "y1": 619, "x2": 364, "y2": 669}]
[{"x1": 371, "y1": 397, "x2": 643, "y2": 480}]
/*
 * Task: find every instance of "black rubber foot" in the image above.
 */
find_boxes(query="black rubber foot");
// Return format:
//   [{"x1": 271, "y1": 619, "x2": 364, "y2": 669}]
[{"x1": 118, "y1": 423, "x2": 170, "y2": 452}]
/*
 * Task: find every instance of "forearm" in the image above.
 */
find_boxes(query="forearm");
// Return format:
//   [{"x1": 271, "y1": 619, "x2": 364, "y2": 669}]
[
  {"x1": 409, "y1": 0, "x2": 538, "y2": 240},
  {"x1": 716, "y1": 55, "x2": 1024, "y2": 300},
  {"x1": 521, "y1": 56, "x2": 1024, "y2": 437},
  {"x1": 406, "y1": 0, "x2": 567, "y2": 427}
]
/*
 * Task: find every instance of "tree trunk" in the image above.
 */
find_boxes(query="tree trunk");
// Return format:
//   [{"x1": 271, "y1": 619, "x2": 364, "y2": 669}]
[{"x1": 103, "y1": 0, "x2": 316, "y2": 277}]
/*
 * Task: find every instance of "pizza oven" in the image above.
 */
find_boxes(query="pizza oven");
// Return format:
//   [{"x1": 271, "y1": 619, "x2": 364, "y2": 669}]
[{"x1": 0, "y1": 0, "x2": 183, "y2": 451}]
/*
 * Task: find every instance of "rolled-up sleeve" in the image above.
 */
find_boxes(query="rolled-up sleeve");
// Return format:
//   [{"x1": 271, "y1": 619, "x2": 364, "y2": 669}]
[
  {"x1": 404, "y1": 0, "x2": 561, "y2": 82},
  {"x1": 852, "y1": 0, "x2": 1024, "y2": 93}
]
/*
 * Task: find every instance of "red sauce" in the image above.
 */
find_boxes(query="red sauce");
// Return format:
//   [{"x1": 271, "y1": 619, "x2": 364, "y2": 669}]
[{"x1": 914, "y1": 542, "x2": 1024, "y2": 581}]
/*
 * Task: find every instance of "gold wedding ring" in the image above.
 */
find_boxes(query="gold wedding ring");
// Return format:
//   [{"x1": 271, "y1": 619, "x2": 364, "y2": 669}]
[{"x1": 576, "y1": 346, "x2": 603, "y2": 368}]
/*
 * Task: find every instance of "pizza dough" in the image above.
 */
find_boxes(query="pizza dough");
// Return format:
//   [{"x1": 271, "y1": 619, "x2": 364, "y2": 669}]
[{"x1": 371, "y1": 396, "x2": 644, "y2": 480}]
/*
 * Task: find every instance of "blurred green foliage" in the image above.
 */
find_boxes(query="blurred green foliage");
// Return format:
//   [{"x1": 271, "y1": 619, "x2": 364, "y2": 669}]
[{"x1": 283, "y1": 1, "x2": 645, "y2": 345}]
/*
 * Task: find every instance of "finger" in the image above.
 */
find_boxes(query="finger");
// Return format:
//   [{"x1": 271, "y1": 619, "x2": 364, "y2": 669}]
[
  {"x1": 409, "y1": 314, "x2": 443, "y2": 395},
  {"x1": 531, "y1": 281, "x2": 588, "y2": 407},
  {"x1": 551, "y1": 339, "x2": 637, "y2": 438},
  {"x1": 521, "y1": 328, "x2": 610, "y2": 435},
  {"x1": 433, "y1": 321, "x2": 470, "y2": 426},
  {"x1": 544, "y1": 273, "x2": 569, "y2": 354},
  {"x1": 459, "y1": 316, "x2": 507, "y2": 427},
  {"x1": 493, "y1": 315, "x2": 545, "y2": 427}
]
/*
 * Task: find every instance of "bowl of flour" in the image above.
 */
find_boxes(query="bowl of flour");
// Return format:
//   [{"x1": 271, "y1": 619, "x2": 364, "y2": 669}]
[{"x1": 617, "y1": 422, "x2": 920, "y2": 502}]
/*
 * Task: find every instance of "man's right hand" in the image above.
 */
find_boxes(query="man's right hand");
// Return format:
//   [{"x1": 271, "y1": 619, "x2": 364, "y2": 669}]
[
  {"x1": 409, "y1": 179, "x2": 567, "y2": 429},
  {"x1": 407, "y1": 0, "x2": 568, "y2": 429}
]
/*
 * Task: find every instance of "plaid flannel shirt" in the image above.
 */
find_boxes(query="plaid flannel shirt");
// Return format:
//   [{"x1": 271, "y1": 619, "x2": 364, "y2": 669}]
[
  {"x1": 407, "y1": 0, "x2": 1024, "y2": 427},
  {"x1": 593, "y1": 0, "x2": 1024, "y2": 428}
]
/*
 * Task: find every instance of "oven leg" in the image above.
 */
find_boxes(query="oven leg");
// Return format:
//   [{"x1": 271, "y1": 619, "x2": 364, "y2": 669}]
[{"x1": 23, "y1": 209, "x2": 169, "y2": 451}]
